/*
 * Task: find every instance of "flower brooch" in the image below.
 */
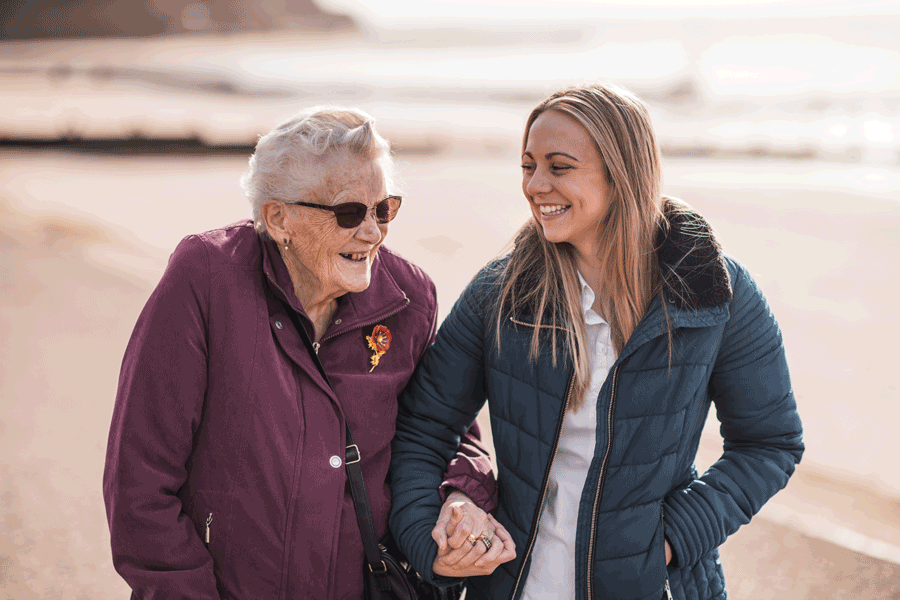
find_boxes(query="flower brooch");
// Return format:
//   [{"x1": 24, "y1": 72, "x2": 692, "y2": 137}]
[{"x1": 366, "y1": 325, "x2": 391, "y2": 372}]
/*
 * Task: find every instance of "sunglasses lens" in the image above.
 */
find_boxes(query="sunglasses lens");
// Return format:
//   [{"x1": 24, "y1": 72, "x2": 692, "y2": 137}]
[
  {"x1": 333, "y1": 203, "x2": 368, "y2": 228},
  {"x1": 375, "y1": 196, "x2": 402, "y2": 224},
  {"x1": 331, "y1": 196, "x2": 402, "y2": 228}
]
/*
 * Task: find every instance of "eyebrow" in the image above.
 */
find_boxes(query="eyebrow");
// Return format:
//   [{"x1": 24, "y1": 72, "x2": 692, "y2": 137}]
[{"x1": 522, "y1": 151, "x2": 580, "y2": 162}]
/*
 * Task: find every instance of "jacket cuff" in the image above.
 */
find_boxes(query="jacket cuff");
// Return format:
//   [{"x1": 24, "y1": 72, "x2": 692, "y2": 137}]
[
  {"x1": 440, "y1": 452, "x2": 498, "y2": 513},
  {"x1": 439, "y1": 422, "x2": 499, "y2": 513},
  {"x1": 423, "y1": 542, "x2": 468, "y2": 589},
  {"x1": 439, "y1": 475, "x2": 498, "y2": 514},
  {"x1": 662, "y1": 492, "x2": 714, "y2": 568}
]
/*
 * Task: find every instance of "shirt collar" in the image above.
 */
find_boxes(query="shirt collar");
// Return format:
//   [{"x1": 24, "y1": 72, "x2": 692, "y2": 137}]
[{"x1": 576, "y1": 270, "x2": 607, "y2": 326}]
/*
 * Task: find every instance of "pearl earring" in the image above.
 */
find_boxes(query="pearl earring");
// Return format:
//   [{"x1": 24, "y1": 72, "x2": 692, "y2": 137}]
[{"x1": 283, "y1": 238, "x2": 290, "y2": 251}]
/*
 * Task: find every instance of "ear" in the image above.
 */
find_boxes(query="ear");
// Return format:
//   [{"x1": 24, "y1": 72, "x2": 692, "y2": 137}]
[{"x1": 260, "y1": 200, "x2": 289, "y2": 242}]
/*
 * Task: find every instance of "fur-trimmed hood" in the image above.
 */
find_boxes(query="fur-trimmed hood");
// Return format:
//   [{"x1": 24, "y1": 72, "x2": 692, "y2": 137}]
[{"x1": 657, "y1": 197, "x2": 732, "y2": 310}]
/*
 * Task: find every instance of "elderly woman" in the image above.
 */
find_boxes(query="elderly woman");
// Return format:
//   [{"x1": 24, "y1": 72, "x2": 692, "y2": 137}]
[{"x1": 103, "y1": 107, "x2": 505, "y2": 600}]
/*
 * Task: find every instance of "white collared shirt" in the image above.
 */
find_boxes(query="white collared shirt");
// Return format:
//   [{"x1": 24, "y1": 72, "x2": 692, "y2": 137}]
[{"x1": 520, "y1": 272, "x2": 617, "y2": 600}]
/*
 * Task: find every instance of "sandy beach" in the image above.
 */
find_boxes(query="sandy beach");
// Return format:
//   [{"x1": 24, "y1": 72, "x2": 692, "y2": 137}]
[{"x1": 2, "y1": 148, "x2": 900, "y2": 598}]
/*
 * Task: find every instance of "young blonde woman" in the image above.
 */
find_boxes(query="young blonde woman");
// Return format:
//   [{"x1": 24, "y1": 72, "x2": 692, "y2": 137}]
[{"x1": 389, "y1": 84, "x2": 804, "y2": 600}]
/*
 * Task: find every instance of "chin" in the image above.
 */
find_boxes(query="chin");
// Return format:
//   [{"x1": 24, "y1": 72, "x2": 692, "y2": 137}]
[
  {"x1": 537, "y1": 224, "x2": 568, "y2": 245},
  {"x1": 343, "y1": 274, "x2": 372, "y2": 294}
]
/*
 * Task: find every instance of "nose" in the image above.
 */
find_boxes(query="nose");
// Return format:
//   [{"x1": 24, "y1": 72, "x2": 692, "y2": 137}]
[
  {"x1": 525, "y1": 168, "x2": 551, "y2": 197},
  {"x1": 355, "y1": 209, "x2": 384, "y2": 244}
]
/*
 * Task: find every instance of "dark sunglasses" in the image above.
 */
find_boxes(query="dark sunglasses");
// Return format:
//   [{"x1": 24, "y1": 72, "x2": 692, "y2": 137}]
[{"x1": 289, "y1": 195, "x2": 402, "y2": 229}]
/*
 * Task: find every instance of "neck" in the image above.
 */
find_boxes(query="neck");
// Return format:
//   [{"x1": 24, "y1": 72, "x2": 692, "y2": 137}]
[
  {"x1": 301, "y1": 294, "x2": 339, "y2": 342},
  {"x1": 573, "y1": 243, "x2": 603, "y2": 301},
  {"x1": 282, "y1": 249, "x2": 340, "y2": 342},
  {"x1": 292, "y1": 279, "x2": 340, "y2": 317}
]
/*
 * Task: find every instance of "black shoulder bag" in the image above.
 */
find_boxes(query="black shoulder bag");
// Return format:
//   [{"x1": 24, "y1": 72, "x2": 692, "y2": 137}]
[{"x1": 283, "y1": 308, "x2": 463, "y2": 600}]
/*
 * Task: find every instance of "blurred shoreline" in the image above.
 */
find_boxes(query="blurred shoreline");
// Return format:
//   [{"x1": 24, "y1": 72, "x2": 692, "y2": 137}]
[
  {"x1": 3, "y1": 20, "x2": 899, "y2": 164},
  {"x1": 2, "y1": 131, "x2": 897, "y2": 166}
]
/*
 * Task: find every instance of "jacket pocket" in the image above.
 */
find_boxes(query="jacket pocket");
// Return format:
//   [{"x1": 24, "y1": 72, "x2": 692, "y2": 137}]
[
  {"x1": 660, "y1": 503, "x2": 675, "y2": 599},
  {"x1": 649, "y1": 501, "x2": 670, "y2": 599},
  {"x1": 184, "y1": 490, "x2": 232, "y2": 570}
]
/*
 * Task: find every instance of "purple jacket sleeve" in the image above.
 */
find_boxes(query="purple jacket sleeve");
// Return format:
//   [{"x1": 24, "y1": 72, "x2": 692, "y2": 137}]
[
  {"x1": 103, "y1": 236, "x2": 220, "y2": 600},
  {"x1": 416, "y1": 304, "x2": 498, "y2": 514},
  {"x1": 440, "y1": 420, "x2": 499, "y2": 514}
]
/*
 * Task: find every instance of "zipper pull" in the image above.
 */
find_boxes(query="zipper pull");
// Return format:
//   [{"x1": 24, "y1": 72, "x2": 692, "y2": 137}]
[
  {"x1": 664, "y1": 577, "x2": 673, "y2": 600},
  {"x1": 313, "y1": 342, "x2": 320, "y2": 354},
  {"x1": 205, "y1": 513, "x2": 213, "y2": 545}
]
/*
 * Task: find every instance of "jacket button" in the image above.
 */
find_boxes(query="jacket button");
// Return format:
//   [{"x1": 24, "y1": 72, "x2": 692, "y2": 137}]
[
  {"x1": 334, "y1": 318, "x2": 342, "y2": 325},
  {"x1": 275, "y1": 320, "x2": 283, "y2": 329},
  {"x1": 329, "y1": 455, "x2": 342, "y2": 468}
]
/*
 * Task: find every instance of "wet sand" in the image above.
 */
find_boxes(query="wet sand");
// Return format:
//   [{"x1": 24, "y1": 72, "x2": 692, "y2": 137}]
[{"x1": 1, "y1": 150, "x2": 899, "y2": 598}]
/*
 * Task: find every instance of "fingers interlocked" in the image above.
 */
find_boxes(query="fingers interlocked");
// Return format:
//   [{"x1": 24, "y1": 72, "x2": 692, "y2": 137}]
[{"x1": 432, "y1": 493, "x2": 517, "y2": 578}]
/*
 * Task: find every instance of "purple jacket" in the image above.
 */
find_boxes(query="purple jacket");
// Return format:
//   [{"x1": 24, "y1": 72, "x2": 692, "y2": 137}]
[{"x1": 103, "y1": 220, "x2": 496, "y2": 600}]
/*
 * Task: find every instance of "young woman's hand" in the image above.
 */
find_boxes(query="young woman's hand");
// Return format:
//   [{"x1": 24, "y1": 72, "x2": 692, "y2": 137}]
[{"x1": 431, "y1": 492, "x2": 516, "y2": 577}]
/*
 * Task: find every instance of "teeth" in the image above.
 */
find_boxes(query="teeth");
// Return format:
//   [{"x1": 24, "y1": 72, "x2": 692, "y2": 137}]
[
  {"x1": 341, "y1": 252, "x2": 368, "y2": 261},
  {"x1": 539, "y1": 204, "x2": 569, "y2": 216}
]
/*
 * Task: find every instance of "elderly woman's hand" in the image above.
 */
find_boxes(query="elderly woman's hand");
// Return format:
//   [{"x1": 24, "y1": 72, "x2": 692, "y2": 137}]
[{"x1": 431, "y1": 491, "x2": 516, "y2": 577}]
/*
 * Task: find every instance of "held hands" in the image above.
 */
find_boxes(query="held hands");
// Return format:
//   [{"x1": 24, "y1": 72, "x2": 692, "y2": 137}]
[{"x1": 431, "y1": 491, "x2": 516, "y2": 578}]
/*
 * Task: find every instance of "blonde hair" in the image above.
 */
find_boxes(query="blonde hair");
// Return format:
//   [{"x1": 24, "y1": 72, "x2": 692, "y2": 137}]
[
  {"x1": 241, "y1": 106, "x2": 395, "y2": 239},
  {"x1": 496, "y1": 83, "x2": 665, "y2": 410}
]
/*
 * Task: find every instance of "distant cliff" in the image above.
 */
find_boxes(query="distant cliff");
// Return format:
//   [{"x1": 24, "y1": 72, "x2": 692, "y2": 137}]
[{"x1": 0, "y1": 0, "x2": 355, "y2": 38}]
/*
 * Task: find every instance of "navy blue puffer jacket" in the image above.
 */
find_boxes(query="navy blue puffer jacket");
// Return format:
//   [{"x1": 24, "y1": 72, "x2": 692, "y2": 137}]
[{"x1": 390, "y1": 202, "x2": 804, "y2": 600}]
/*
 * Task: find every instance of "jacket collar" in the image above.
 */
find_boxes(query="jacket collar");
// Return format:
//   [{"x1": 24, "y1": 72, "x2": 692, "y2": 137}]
[{"x1": 618, "y1": 198, "x2": 732, "y2": 353}]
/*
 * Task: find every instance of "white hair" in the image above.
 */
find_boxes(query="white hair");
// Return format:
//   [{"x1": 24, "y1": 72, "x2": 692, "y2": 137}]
[{"x1": 241, "y1": 106, "x2": 395, "y2": 238}]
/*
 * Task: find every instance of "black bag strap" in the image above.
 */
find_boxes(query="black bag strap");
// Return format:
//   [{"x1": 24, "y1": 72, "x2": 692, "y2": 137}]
[{"x1": 281, "y1": 307, "x2": 387, "y2": 572}]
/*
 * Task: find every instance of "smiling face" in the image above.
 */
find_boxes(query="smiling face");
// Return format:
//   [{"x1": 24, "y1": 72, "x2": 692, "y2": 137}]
[
  {"x1": 521, "y1": 109, "x2": 613, "y2": 265},
  {"x1": 279, "y1": 154, "x2": 389, "y2": 305}
]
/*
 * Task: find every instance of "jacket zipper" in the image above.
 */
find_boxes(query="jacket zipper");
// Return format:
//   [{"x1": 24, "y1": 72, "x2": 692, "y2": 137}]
[
  {"x1": 585, "y1": 364, "x2": 620, "y2": 600},
  {"x1": 205, "y1": 512, "x2": 213, "y2": 546},
  {"x1": 508, "y1": 373, "x2": 576, "y2": 600}
]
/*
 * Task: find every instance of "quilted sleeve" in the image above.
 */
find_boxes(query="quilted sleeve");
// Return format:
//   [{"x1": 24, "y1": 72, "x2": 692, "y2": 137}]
[
  {"x1": 663, "y1": 260, "x2": 804, "y2": 567},
  {"x1": 390, "y1": 267, "x2": 495, "y2": 586},
  {"x1": 408, "y1": 270, "x2": 498, "y2": 514}
]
